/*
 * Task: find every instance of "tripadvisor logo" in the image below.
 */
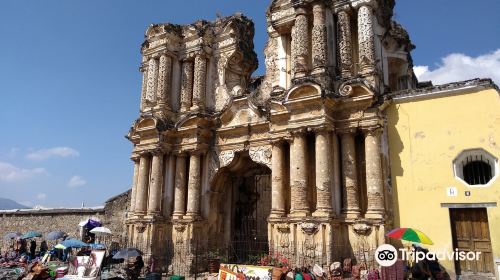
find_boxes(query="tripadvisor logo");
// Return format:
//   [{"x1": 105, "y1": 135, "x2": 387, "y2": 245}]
[{"x1": 374, "y1": 244, "x2": 482, "y2": 267}]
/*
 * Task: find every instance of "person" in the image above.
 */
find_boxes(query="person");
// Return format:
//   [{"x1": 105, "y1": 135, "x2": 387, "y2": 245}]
[
  {"x1": 40, "y1": 240, "x2": 48, "y2": 256},
  {"x1": 128, "y1": 256, "x2": 144, "y2": 280},
  {"x1": 294, "y1": 268, "x2": 303, "y2": 280},
  {"x1": 29, "y1": 239, "x2": 37, "y2": 259}
]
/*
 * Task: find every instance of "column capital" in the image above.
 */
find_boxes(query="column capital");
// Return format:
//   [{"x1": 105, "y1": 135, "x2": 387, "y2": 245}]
[
  {"x1": 131, "y1": 154, "x2": 141, "y2": 162},
  {"x1": 351, "y1": 0, "x2": 377, "y2": 10},
  {"x1": 337, "y1": 127, "x2": 358, "y2": 135},
  {"x1": 311, "y1": 126, "x2": 333, "y2": 135},
  {"x1": 270, "y1": 138, "x2": 286, "y2": 146},
  {"x1": 361, "y1": 126, "x2": 383, "y2": 136},
  {"x1": 289, "y1": 129, "x2": 307, "y2": 137},
  {"x1": 333, "y1": 4, "x2": 353, "y2": 14},
  {"x1": 150, "y1": 148, "x2": 165, "y2": 156}
]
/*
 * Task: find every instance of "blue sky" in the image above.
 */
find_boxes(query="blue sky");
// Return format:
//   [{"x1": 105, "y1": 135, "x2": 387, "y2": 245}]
[{"x1": 0, "y1": 0, "x2": 499, "y2": 208}]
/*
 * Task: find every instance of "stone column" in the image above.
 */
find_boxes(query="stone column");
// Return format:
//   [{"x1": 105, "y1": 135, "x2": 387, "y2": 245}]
[
  {"x1": 313, "y1": 129, "x2": 333, "y2": 216},
  {"x1": 289, "y1": 132, "x2": 309, "y2": 216},
  {"x1": 191, "y1": 53, "x2": 207, "y2": 111},
  {"x1": 129, "y1": 156, "x2": 140, "y2": 213},
  {"x1": 157, "y1": 54, "x2": 172, "y2": 110},
  {"x1": 173, "y1": 154, "x2": 187, "y2": 219},
  {"x1": 147, "y1": 150, "x2": 164, "y2": 215},
  {"x1": 270, "y1": 141, "x2": 286, "y2": 217},
  {"x1": 162, "y1": 154, "x2": 176, "y2": 217},
  {"x1": 364, "y1": 128, "x2": 385, "y2": 218},
  {"x1": 312, "y1": 2, "x2": 328, "y2": 74},
  {"x1": 180, "y1": 60, "x2": 194, "y2": 112},
  {"x1": 340, "y1": 130, "x2": 360, "y2": 218},
  {"x1": 145, "y1": 57, "x2": 159, "y2": 103},
  {"x1": 291, "y1": 7, "x2": 310, "y2": 78},
  {"x1": 332, "y1": 134, "x2": 342, "y2": 215},
  {"x1": 336, "y1": 8, "x2": 353, "y2": 78},
  {"x1": 356, "y1": 3, "x2": 376, "y2": 74},
  {"x1": 186, "y1": 153, "x2": 202, "y2": 218},
  {"x1": 135, "y1": 154, "x2": 152, "y2": 215},
  {"x1": 140, "y1": 65, "x2": 148, "y2": 111}
]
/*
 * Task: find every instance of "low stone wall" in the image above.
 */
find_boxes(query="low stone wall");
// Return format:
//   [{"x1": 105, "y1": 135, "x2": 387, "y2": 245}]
[{"x1": 0, "y1": 190, "x2": 130, "y2": 250}]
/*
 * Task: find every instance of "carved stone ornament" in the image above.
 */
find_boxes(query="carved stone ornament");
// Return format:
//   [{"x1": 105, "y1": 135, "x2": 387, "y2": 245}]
[
  {"x1": 174, "y1": 224, "x2": 186, "y2": 233},
  {"x1": 136, "y1": 223, "x2": 147, "y2": 233},
  {"x1": 249, "y1": 146, "x2": 272, "y2": 169},
  {"x1": 276, "y1": 223, "x2": 290, "y2": 234},
  {"x1": 300, "y1": 222, "x2": 319, "y2": 235},
  {"x1": 339, "y1": 83, "x2": 354, "y2": 97},
  {"x1": 353, "y1": 222, "x2": 372, "y2": 236},
  {"x1": 218, "y1": 150, "x2": 235, "y2": 168}
]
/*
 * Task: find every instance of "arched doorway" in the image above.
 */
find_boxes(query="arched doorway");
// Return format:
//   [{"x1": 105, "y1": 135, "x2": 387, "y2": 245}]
[{"x1": 209, "y1": 151, "x2": 272, "y2": 263}]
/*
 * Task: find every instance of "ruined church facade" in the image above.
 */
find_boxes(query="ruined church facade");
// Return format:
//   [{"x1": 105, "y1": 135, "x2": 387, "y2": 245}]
[{"x1": 126, "y1": 0, "x2": 415, "y2": 272}]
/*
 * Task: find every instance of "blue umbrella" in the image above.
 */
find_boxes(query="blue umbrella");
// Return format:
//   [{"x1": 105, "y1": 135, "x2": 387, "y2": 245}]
[
  {"x1": 22, "y1": 231, "x2": 42, "y2": 239},
  {"x1": 88, "y1": 243, "x2": 106, "y2": 250},
  {"x1": 60, "y1": 239, "x2": 88, "y2": 249},
  {"x1": 4, "y1": 232, "x2": 22, "y2": 240},
  {"x1": 46, "y1": 231, "x2": 66, "y2": 241}
]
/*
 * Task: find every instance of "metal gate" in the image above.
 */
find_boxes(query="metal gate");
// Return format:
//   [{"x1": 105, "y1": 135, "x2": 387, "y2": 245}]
[{"x1": 232, "y1": 174, "x2": 271, "y2": 262}]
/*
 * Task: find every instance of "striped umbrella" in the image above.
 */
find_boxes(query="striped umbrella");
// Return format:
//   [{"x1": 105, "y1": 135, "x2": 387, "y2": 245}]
[{"x1": 386, "y1": 228, "x2": 433, "y2": 245}]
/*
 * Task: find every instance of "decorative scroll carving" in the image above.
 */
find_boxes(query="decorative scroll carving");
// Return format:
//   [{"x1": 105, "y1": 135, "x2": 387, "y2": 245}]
[
  {"x1": 249, "y1": 146, "x2": 272, "y2": 169},
  {"x1": 192, "y1": 54, "x2": 207, "y2": 109},
  {"x1": 140, "y1": 68, "x2": 148, "y2": 110},
  {"x1": 312, "y1": 24, "x2": 327, "y2": 71},
  {"x1": 358, "y1": 5, "x2": 375, "y2": 74},
  {"x1": 300, "y1": 222, "x2": 319, "y2": 235},
  {"x1": 339, "y1": 83, "x2": 354, "y2": 97},
  {"x1": 180, "y1": 60, "x2": 194, "y2": 111},
  {"x1": 157, "y1": 54, "x2": 172, "y2": 107},
  {"x1": 337, "y1": 10, "x2": 353, "y2": 78},
  {"x1": 292, "y1": 14, "x2": 309, "y2": 77},
  {"x1": 145, "y1": 58, "x2": 159, "y2": 103}
]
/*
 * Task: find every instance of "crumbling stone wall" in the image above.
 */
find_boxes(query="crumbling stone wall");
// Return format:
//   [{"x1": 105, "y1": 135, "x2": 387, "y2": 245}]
[{"x1": 0, "y1": 190, "x2": 130, "y2": 250}]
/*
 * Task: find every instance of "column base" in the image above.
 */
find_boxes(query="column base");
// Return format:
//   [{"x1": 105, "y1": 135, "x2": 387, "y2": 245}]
[
  {"x1": 365, "y1": 210, "x2": 384, "y2": 219},
  {"x1": 312, "y1": 210, "x2": 334, "y2": 218},
  {"x1": 183, "y1": 213, "x2": 201, "y2": 221},
  {"x1": 343, "y1": 210, "x2": 361, "y2": 220},
  {"x1": 289, "y1": 210, "x2": 310, "y2": 217},
  {"x1": 311, "y1": 67, "x2": 327, "y2": 76},
  {"x1": 172, "y1": 213, "x2": 184, "y2": 220},
  {"x1": 269, "y1": 210, "x2": 286, "y2": 218}
]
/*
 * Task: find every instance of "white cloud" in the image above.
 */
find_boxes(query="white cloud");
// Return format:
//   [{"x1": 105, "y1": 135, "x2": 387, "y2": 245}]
[
  {"x1": 68, "y1": 175, "x2": 87, "y2": 188},
  {"x1": 0, "y1": 162, "x2": 46, "y2": 182},
  {"x1": 414, "y1": 49, "x2": 500, "y2": 85},
  {"x1": 37, "y1": 193, "x2": 47, "y2": 201},
  {"x1": 26, "y1": 147, "x2": 80, "y2": 161}
]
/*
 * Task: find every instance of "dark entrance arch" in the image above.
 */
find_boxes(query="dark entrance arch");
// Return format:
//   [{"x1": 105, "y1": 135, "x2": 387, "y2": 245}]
[{"x1": 208, "y1": 151, "x2": 272, "y2": 263}]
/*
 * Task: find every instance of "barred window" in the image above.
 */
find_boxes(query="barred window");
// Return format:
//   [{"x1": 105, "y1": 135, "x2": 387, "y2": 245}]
[{"x1": 454, "y1": 149, "x2": 498, "y2": 186}]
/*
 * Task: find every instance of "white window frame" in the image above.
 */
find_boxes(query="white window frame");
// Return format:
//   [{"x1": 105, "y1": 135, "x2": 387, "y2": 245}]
[{"x1": 453, "y1": 148, "x2": 499, "y2": 187}]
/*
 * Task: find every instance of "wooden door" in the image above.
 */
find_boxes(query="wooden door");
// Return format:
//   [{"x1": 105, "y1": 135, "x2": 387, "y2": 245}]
[{"x1": 450, "y1": 208, "x2": 494, "y2": 276}]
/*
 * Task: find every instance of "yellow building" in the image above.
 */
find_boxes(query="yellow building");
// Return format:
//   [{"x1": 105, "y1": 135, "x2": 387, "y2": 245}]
[{"x1": 387, "y1": 78, "x2": 500, "y2": 279}]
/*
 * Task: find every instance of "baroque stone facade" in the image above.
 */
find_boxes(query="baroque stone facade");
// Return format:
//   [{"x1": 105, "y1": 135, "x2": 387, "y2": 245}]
[{"x1": 126, "y1": 0, "x2": 416, "y2": 274}]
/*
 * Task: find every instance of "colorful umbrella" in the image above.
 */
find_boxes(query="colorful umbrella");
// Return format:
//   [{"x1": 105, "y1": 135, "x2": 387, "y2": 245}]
[
  {"x1": 22, "y1": 231, "x2": 42, "y2": 239},
  {"x1": 46, "y1": 231, "x2": 66, "y2": 241},
  {"x1": 88, "y1": 243, "x2": 106, "y2": 250},
  {"x1": 54, "y1": 244, "x2": 66, "y2": 250},
  {"x1": 386, "y1": 228, "x2": 433, "y2": 245}
]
